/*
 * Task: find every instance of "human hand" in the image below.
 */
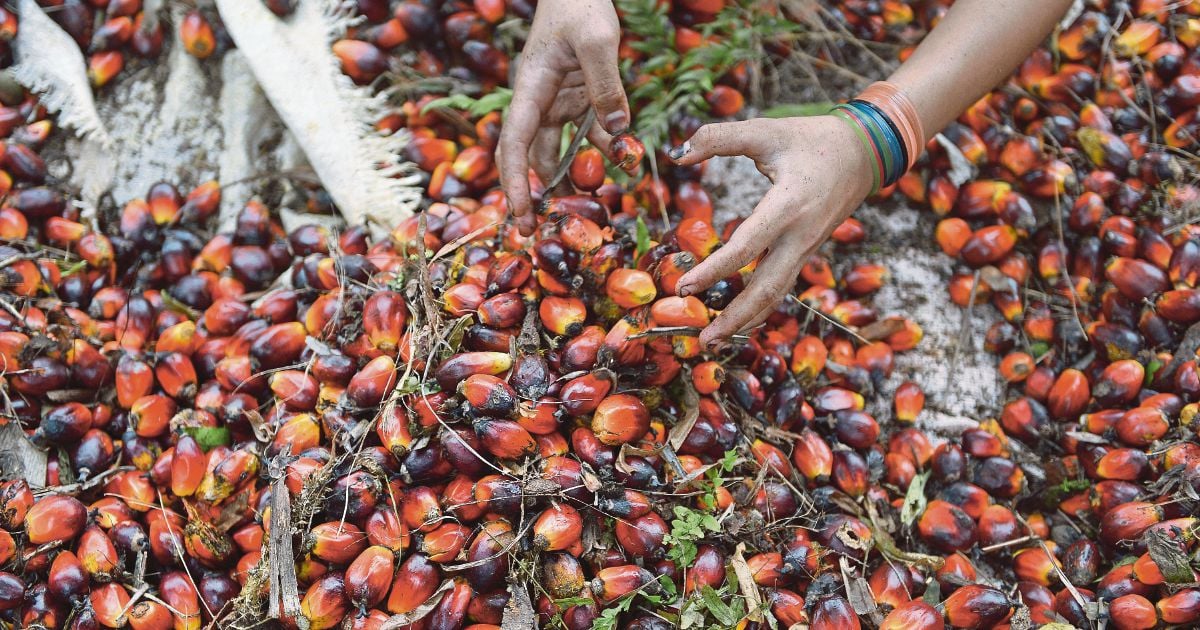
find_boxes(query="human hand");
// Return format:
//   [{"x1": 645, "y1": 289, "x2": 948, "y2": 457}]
[
  {"x1": 498, "y1": 0, "x2": 630, "y2": 236},
  {"x1": 669, "y1": 116, "x2": 876, "y2": 349}
]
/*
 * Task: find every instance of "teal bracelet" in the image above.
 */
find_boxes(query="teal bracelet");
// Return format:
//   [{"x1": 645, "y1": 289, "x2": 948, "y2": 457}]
[
  {"x1": 830, "y1": 108, "x2": 881, "y2": 195},
  {"x1": 850, "y1": 100, "x2": 906, "y2": 186}
]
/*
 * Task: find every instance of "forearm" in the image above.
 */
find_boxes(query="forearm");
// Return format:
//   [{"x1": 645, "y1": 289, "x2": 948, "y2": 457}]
[{"x1": 888, "y1": 0, "x2": 1074, "y2": 136}]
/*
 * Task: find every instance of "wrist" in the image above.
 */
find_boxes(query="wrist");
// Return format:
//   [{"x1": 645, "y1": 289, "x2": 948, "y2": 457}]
[{"x1": 826, "y1": 113, "x2": 879, "y2": 200}]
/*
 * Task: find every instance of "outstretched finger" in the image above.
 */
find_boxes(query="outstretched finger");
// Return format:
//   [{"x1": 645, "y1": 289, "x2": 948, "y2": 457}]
[
  {"x1": 698, "y1": 245, "x2": 801, "y2": 349},
  {"x1": 675, "y1": 187, "x2": 790, "y2": 298},
  {"x1": 498, "y1": 62, "x2": 561, "y2": 236},
  {"x1": 668, "y1": 120, "x2": 769, "y2": 166}
]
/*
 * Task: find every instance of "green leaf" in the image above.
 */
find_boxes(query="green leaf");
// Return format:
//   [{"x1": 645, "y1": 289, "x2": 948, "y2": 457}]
[
  {"x1": 553, "y1": 597, "x2": 594, "y2": 608},
  {"x1": 762, "y1": 102, "x2": 836, "y2": 118},
  {"x1": 1145, "y1": 359, "x2": 1163, "y2": 384},
  {"x1": 700, "y1": 586, "x2": 738, "y2": 627},
  {"x1": 183, "y1": 426, "x2": 232, "y2": 452},
  {"x1": 635, "y1": 216, "x2": 651, "y2": 258},
  {"x1": 900, "y1": 470, "x2": 931, "y2": 527}
]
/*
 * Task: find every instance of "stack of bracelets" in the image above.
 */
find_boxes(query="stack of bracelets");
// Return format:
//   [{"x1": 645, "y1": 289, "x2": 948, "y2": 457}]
[{"x1": 831, "y1": 81, "x2": 926, "y2": 195}]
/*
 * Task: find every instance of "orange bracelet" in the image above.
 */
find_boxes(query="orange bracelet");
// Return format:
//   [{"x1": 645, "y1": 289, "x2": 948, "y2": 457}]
[{"x1": 858, "y1": 81, "x2": 925, "y2": 171}]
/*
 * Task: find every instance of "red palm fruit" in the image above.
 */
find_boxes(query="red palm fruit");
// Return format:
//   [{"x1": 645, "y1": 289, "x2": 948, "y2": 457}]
[
  {"x1": 880, "y1": 600, "x2": 943, "y2": 630},
  {"x1": 334, "y1": 39, "x2": 388, "y2": 84},
  {"x1": 403, "y1": 487, "x2": 443, "y2": 533},
  {"x1": 770, "y1": 588, "x2": 807, "y2": 626},
  {"x1": 675, "y1": 217, "x2": 720, "y2": 260},
  {"x1": 960, "y1": 225, "x2": 1018, "y2": 266},
  {"x1": 927, "y1": 175, "x2": 959, "y2": 216},
  {"x1": 999, "y1": 352, "x2": 1035, "y2": 383},
  {"x1": 1106, "y1": 257, "x2": 1168, "y2": 300},
  {"x1": 1158, "y1": 589, "x2": 1200, "y2": 625},
  {"x1": 808, "y1": 595, "x2": 860, "y2": 630},
  {"x1": 801, "y1": 256, "x2": 836, "y2": 288},
  {"x1": 705, "y1": 85, "x2": 744, "y2": 117},
  {"x1": 434, "y1": 350, "x2": 513, "y2": 391},
  {"x1": 650, "y1": 295, "x2": 709, "y2": 327},
  {"x1": 0, "y1": 207, "x2": 26, "y2": 239},
  {"x1": 0, "y1": 530, "x2": 11, "y2": 565},
  {"x1": 591, "y1": 394, "x2": 650, "y2": 446},
  {"x1": 792, "y1": 428, "x2": 833, "y2": 482},
  {"x1": 892, "y1": 381, "x2": 924, "y2": 423},
  {"x1": 606, "y1": 268, "x2": 657, "y2": 309},
  {"x1": 942, "y1": 585, "x2": 1011, "y2": 629},
  {"x1": 463, "y1": 519, "x2": 514, "y2": 593},
  {"x1": 460, "y1": 373, "x2": 517, "y2": 417},
  {"x1": 198, "y1": 447, "x2": 259, "y2": 503},
  {"x1": 539, "y1": 296, "x2": 587, "y2": 336},
  {"x1": 654, "y1": 251, "x2": 695, "y2": 295},
  {"x1": 443, "y1": 282, "x2": 485, "y2": 317},
  {"x1": 1157, "y1": 289, "x2": 1200, "y2": 322},
  {"x1": 684, "y1": 544, "x2": 726, "y2": 594},
  {"x1": 477, "y1": 293, "x2": 526, "y2": 329},
  {"x1": 831, "y1": 217, "x2": 866, "y2": 243},
  {"x1": 692, "y1": 360, "x2": 724, "y2": 394},
  {"x1": 126, "y1": 599, "x2": 173, "y2": 630},
  {"x1": 559, "y1": 214, "x2": 604, "y2": 253},
  {"x1": 977, "y1": 504, "x2": 1020, "y2": 547},
  {"x1": 591, "y1": 565, "x2": 654, "y2": 604},
  {"x1": 270, "y1": 370, "x2": 319, "y2": 411},
  {"x1": 179, "y1": 10, "x2": 215, "y2": 58},
  {"x1": 1013, "y1": 543, "x2": 1061, "y2": 586},
  {"x1": 362, "y1": 290, "x2": 408, "y2": 353},
  {"x1": 1100, "y1": 501, "x2": 1164, "y2": 548},
  {"x1": 750, "y1": 439, "x2": 793, "y2": 477},
  {"x1": 45, "y1": 217, "x2": 87, "y2": 244},
  {"x1": 388, "y1": 553, "x2": 441, "y2": 614},
  {"x1": 450, "y1": 145, "x2": 493, "y2": 183},
  {"x1": 251, "y1": 322, "x2": 307, "y2": 369},
  {"x1": 843, "y1": 263, "x2": 888, "y2": 295},
  {"x1": 1116, "y1": 406, "x2": 1169, "y2": 447},
  {"x1": 310, "y1": 522, "x2": 368, "y2": 565},
  {"x1": 347, "y1": 355, "x2": 398, "y2": 407},
  {"x1": 790, "y1": 335, "x2": 828, "y2": 382},
  {"x1": 1108, "y1": 594, "x2": 1157, "y2": 630},
  {"x1": 88, "y1": 51, "x2": 125, "y2": 87},
  {"x1": 129, "y1": 394, "x2": 175, "y2": 438},
  {"x1": 869, "y1": 563, "x2": 915, "y2": 610},
  {"x1": 948, "y1": 272, "x2": 989, "y2": 307},
  {"x1": 474, "y1": 417, "x2": 537, "y2": 460},
  {"x1": 300, "y1": 573, "x2": 348, "y2": 630},
  {"x1": 675, "y1": 181, "x2": 713, "y2": 222},
  {"x1": 78, "y1": 525, "x2": 120, "y2": 581},
  {"x1": 48, "y1": 549, "x2": 88, "y2": 601},
  {"x1": 91, "y1": 583, "x2": 132, "y2": 628},
  {"x1": 918, "y1": 500, "x2": 976, "y2": 553},
  {"x1": 614, "y1": 511, "x2": 667, "y2": 559},
  {"x1": 365, "y1": 508, "x2": 409, "y2": 555},
  {"x1": 744, "y1": 552, "x2": 784, "y2": 587},
  {"x1": 567, "y1": 146, "x2": 605, "y2": 192},
  {"x1": 532, "y1": 504, "x2": 583, "y2": 551},
  {"x1": 345, "y1": 546, "x2": 394, "y2": 609},
  {"x1": 155, "y1": 352, "x2": 197, "y2": 401},
  {"x1": 421, "y1": 522, "x2": 470, "y2": 562},
  {"x1": 25, "y1": 495, "x2": 87, "y2": 544},
  {"x1": 1047, "y1": 368, "x2": 1089, "y2": 419},
  {"x1": 607, "y1": 133, "x2": 646, "y2": 175}
]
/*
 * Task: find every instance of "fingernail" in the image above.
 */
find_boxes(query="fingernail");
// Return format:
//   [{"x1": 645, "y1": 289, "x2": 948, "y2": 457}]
[
  {"x1": 668, "y1": 142, "x2": 690, "y2": 161},
  {"x1": 677, "y1": 284, "x2": 691, "y2": 297},
  {"x1": 604, "y1": 111, "x2": 628, "y2": 134}
]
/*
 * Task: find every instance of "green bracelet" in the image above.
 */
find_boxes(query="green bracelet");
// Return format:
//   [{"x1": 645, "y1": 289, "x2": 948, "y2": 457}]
[{"x1": 831, "y1": 108, "x2": 881, "y2": 195}]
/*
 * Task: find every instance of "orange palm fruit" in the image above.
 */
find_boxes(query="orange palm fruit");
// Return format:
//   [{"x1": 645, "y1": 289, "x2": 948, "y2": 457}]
[
  {"x1": 310, "y1": 522, "x2": 368, "y2": 565},
  {"x1": 25, "y1": 495, "x2": 87, "y2": 544},
  {"x1": 460, "y1": 373, "x2": 517, "y2": 417},
  {"x1": 532, "y1": 504, "x2": 583, "y2": 551},
  {"x1": 345, "y1": 545, "x2": 395, "y2": 609},
  {"x1": 362, "y1": 290, "x2": 408, "y2": 353},
  {"x1": 918, "y1": 500, "x2": 976, "y2": 553},
  {"x1": 88, "y1": 51, "x2": 125, "y2": 87},
  {"x1": 880, "y1": 600, "x2": 943, "y2": 630},
  {"x1": 942, "y1": 585, "x2": 1012, "y2": 629},
  {"x1": 691, "y1": 360, "x2": 724, "y2": 394},
  {"x1": 607, "y1": 134, "x2": 646, "y2": 175},
  {"x1": 387, "y1": 553, "x2": 441, "y2": 614},
  {"x1": 960, "y1": 225, "x2": 1018, "y2": 266},
  {"x1": 473, "y1": 417, "x2": 537, "y2": 460},
  {"x1": 591, "y1": 565, "x2": 654, "y2": 603},
  {"x1": 334, "y1": 39, "x2": 389, "y2": 84},
  {"x1": 650, "y1": 295, "x2": 708, "y2": 327},
  {"x1": 539, "y1": 296, "x2": 587, "y2": 335},
  {"x1": 347, "y1": 355, "x2": 398, "y2": 407},
  {"x1": 590, "y1": 393, "x2": 650, "y2": 446},
  {"x1": 1108, "y1": 594, "x2": 1158, "y2": 630},
  {"x1": 893, "y1": 381, "x2": 924, "y2": 423},
  {"x1": 365, "y1": 507, "x2": 409, "y2": 555},
  {"x1": 48, "y1": 549, "x2": 88, "y2": 601},
  {"x1": 301, "y1": 573, "x2": 348, "y2": 630},
  {"x1": 90, "y1": 583, "x2": 132, "y2": 628},
  {"x1": 421, "y1": 523, "x2": 470, "y2": 562},
  {"x1": 1047, "y1": 368, "x2": 1090, "y2": 419},
  {"x1": 78, "y1": 525, "x2": 120, "y2": 581},
  {"x1": 792, "y1": 428, "x2": 833, "y2": 482},
  {"x1": 606, "y1": 268, "x2": 657, "y2": 309},
  {"x1": 569, "y1": 146, "x2": 605, "y2": 192},
  {"x1": 180, "y1": 10, "x2": 216, "y2": 59},
  {"x1": 1158, "y1": 589, "x2": 1200, "y2": 625},
  {"x1": 675, "y1": 217, "x2": 719, "y2": 259}
]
